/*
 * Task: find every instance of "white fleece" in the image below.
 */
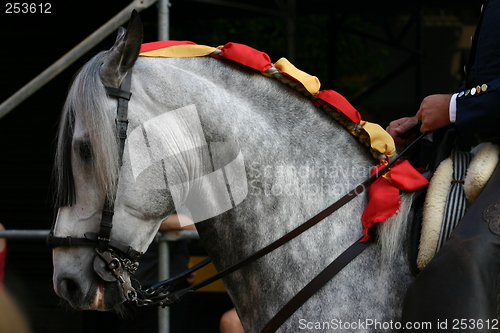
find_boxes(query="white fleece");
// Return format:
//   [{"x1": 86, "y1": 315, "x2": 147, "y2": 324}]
[
  {"x1": 418, "y1": 143, "x2": 500, "y2": 270},
  {"x1": 418, "y1": 158, "x2": 453, "y2": 270},
  {"x1": 464, "y1": 142, "x2": 500, "y2": 204}
]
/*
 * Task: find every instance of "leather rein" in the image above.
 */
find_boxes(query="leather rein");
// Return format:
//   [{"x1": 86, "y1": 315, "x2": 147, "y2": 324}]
[{"x1": 47, "y1": 68, "x2": 424, "y2": 331}]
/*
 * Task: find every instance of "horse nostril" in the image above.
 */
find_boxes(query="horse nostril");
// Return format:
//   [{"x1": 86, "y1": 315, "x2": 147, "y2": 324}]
[{"x1": 58, "y1": 278, "x2": 81, "y2": 301}]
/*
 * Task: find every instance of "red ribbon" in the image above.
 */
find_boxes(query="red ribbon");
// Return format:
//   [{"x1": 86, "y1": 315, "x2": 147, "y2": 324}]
[
  {"x1": 360, "y1": 160, "x2": 428, "y2": 242},
  {"x1": 316, "y1": 90, "x2": 361, "y2": 124},
  {"x1": 219, "y1": 42, "x2": 272, "y2": 72}
]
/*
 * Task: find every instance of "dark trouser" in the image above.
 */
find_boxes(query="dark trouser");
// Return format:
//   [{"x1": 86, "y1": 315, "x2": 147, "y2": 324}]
[{"x1": 401, "y1": 164, "x2": 500, "y2": 332}]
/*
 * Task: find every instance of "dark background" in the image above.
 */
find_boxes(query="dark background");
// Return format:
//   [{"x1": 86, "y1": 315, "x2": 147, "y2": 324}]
[{"x1": 0, "y1": 1, "x2": 482, "y2": 332}]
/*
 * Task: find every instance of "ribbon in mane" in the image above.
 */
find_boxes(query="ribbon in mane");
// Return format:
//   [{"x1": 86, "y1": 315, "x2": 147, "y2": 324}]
[{"x1": 138, "y1": 40, "x2": 429, "y2": 241}]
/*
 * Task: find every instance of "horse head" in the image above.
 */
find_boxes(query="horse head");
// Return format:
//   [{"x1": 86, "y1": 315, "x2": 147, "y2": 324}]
[{"x1": 50, "y1": 11, "x2": 167, "y2": 311}]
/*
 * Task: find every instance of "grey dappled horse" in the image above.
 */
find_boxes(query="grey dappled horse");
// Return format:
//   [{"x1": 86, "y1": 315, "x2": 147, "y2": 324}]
[{"x1": 51, "y1": 12, "x2": 414, "y2": 332}]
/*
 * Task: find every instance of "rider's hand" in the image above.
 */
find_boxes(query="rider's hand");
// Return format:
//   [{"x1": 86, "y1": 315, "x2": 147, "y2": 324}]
[
  {"x1": 386, "y1": 116, "x2": 420, "y2": 149},
  {"x1": 416, "y1": 94, "x2": 452, "y2": 132}
]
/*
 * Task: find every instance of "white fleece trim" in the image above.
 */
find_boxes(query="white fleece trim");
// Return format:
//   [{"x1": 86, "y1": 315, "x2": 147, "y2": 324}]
[
  {"x1": 464, "y1": 142, "x2": 500, "y2": 204},
  {"x1": 418, "y1": 142, "x2": 500, "y2": 270},
  {"x1": 417, "y1": 158, "x2": 453, "y2": 271}
]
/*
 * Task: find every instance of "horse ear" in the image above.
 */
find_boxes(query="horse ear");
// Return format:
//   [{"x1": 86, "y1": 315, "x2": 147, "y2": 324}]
[{"x1": 100, "y1": 10, "x2": 143, "y2": 87}]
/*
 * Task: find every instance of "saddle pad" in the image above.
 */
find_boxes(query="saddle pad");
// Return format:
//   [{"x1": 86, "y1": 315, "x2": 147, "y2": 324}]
[{"x1": 417, "y1": 142, "x2": 500, "y2": 270}]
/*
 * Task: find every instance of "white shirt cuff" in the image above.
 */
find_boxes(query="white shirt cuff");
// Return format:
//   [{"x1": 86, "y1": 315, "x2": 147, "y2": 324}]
[{"x1": 449, "y1": 93, "x2": 458, "y2": 123}]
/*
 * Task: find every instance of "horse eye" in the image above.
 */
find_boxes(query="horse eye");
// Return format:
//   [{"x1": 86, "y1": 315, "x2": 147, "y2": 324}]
[{"x1": 78, "y1": 141, "x2": 93, "y2": 162}]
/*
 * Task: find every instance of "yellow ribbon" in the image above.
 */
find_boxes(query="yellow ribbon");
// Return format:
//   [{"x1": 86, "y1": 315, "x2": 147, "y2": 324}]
[
  {"x1": 274, "y1": 58, "x2": 320, "y2": 95},
  {"x1": 139, "y1": 45, "x2": 217, "y2": 58},
  {"x1": 361, "y1": 121, "x2": 396, "y2": 158}
]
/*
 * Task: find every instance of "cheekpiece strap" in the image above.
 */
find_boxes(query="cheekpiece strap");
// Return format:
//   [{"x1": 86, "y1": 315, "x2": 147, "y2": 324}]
[
  {"x1": 97, "y1": 70, "x2": 133, "y2": 253},
  {"x1": 98, "y1": 204, "x2": 114, "y2": 252},
  {"x1": 106, "y1": 70, "x2": 133, "y2": 167}
]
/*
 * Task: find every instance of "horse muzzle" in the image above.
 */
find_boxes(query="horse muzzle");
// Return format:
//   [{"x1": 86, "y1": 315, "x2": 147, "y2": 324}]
[
  {"x1": 53, "y1": 248, "x2": 129, "y2": 310},
  {"x1": 55, "y1": 273, "x2": 126, "y2": 311}
]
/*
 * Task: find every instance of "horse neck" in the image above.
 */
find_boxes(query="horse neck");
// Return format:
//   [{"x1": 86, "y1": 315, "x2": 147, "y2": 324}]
[
  {"x1": 129, "y1": 56, "x2": 369, "y2": 197},
  {"x1": 132, "y1": 56, "x2": 333, "y2": 137},
  {"x1": 130, "y1": 54, "x2": 378, "y2": 233},
  {"x1": 129, "y1": 56, "x2": 414, "y2": 331}
]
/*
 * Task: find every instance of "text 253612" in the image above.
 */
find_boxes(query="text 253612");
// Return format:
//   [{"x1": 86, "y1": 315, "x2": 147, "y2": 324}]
[{"x1": 5, "y1": 3, "x2": 51, "y2": 14}]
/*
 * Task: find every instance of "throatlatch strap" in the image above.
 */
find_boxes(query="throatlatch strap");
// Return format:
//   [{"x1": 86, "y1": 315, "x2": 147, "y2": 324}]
[{"x1": 47, "y1": 234, "x2": 97, "y2": 248}]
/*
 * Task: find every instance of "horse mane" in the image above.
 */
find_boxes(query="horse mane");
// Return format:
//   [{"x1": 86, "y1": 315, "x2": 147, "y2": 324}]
[{"x1": 54, "y1": 51, "x2": 120, "y2": 208}]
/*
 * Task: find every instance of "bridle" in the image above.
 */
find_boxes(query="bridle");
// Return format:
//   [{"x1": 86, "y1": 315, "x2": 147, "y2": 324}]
[
  {"x1": 47, "y1": 70, "x2": 142, "y2": 302},
  {"x1": 47, "y1": 66, "x2": 425, "y2": 332}
]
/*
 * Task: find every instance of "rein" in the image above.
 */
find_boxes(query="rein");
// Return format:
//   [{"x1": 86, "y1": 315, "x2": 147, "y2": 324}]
[
  {"x1": 131, "y1": 130, "x2": 425, "y2": 331},
  {"x1": 47, "y1": 54, "x2": 425, "y2": 330},
  {"x1": 137, "y1": 151, "x2": 400, "y2": 306}
]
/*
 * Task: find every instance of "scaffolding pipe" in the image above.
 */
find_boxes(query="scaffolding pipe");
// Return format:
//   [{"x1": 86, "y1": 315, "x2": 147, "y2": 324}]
[
  {"x1": 0, "y1": 0, "x2": 157, "y2": 120},
  {"x1": 0, "y1": 230, "x2": 48, "y2": 239},
  {"x1": 157, "y1": 230, "x2": 198, "y2": 333},
  {"x1": 0, "y1": 229, "x2": 198, "y2": 241},
  {"x1": 158, "y1": 233, "x2": 171, "y2": 333},
  {"x1": 157, "y1": 1, "x2": 170, "y2": 330},
  {"x1": 158, "y1": 0, "x2": 170, "y2": 41}
]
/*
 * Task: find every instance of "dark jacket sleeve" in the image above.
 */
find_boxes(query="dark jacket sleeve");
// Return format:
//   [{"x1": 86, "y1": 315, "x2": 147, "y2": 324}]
[{"x1": 455, "y1": 77, "x2": 500, "y2": 145}]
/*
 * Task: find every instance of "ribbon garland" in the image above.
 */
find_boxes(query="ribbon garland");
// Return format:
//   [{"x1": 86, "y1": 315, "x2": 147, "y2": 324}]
[{"x1": 139, "y1": 40, "x2": 428, "y2": 238}]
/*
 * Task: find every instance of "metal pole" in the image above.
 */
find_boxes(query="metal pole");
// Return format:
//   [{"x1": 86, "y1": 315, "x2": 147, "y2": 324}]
[
  {"x1": 0, "y1": 229, "x2": 199, "y2": 240},
  {"x1": 158, "y1": 232, "x2": 170, "y2": 333},
  {"x1": 0, "y1": 0, "x2": 157, "y2": 120},
  {"x1": 415, "y1": 6, "x2": 424, "y2": 110},
  {"x1": 158, "y1": 0, "x2": 170, "y2": 41},
  {"x1": 158, "y1": 230, "x2": 199, "y2": 333},
  {"x1": 0, "y1": 230, "x2": 48, "y2": 239},
  {"x1": 157, "y1": 229, "x2": 201, "y2": 301},
  {"x1": 286, "y1": 0, "x2": 297, "y2": 63},
  {"x1": 157, "y1": 2, "x2": 170, "y2": 329}
]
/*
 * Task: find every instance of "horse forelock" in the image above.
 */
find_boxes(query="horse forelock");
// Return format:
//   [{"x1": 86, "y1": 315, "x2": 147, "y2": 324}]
[{"x1": 54, "y1": 51, "x2": 120, "y2": 208}]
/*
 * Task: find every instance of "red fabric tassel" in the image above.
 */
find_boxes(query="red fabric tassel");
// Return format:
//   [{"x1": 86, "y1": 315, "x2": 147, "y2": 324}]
[
  {"x1": 317, "y1": 90, "x2": 362, "y2": 124},
  {"x1": 389, "y1": 161, "x2": 429, "y2": 191},
  {"x1": 220, "y1": 42, "x2": 272, "y2": 72},
  {"x1": 360, "y1": 160, "x2": 428, "y2": 242}
]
